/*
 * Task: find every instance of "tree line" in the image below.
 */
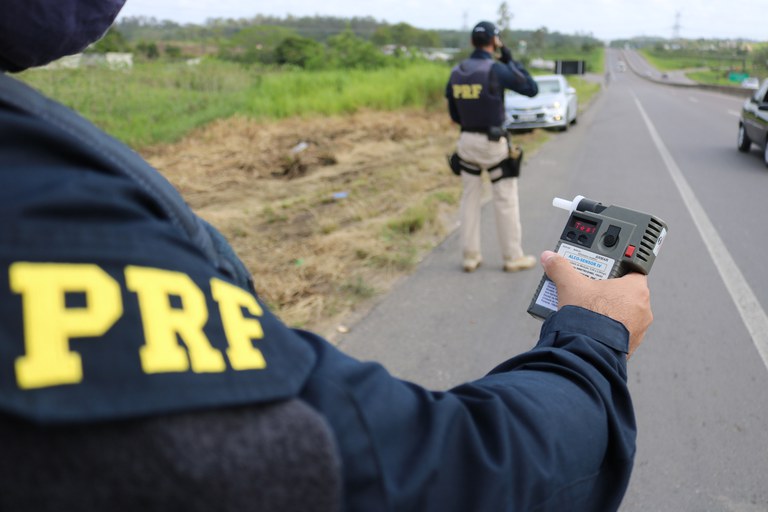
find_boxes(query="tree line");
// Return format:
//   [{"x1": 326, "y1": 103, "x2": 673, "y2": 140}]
[{"x1": 90, "y1": 14, "x2": 603, "y2": 71}]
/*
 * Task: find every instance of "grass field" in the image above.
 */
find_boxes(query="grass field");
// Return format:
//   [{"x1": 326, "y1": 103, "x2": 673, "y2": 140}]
[
  {"x1": 567, "y1": 75, "x2": 601, "y2": 108},
  {"x1": 21, "y1": 53, "x2": 603, "y2": 149},
  {"x1": 685, "y1": 70, "x2": 745, "y2": 86},
  {"x1": 20, "y1": 60, "x2": 450, "y2": 148},
  {"x1": 639, "y1": 49, "x2": 766, "y2": 86},
  {"x1": 639, "y1": 49, "x2": 748, "y2": 71}
]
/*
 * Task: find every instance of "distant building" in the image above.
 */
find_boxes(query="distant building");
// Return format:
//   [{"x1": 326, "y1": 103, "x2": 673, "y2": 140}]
[
  {"x1": 40, "y1": 52, "x2": 133, "y2": 70},
  {"x1": 530, "y1": 58, "x2": 555, "y2": 71},
  {"x1": 105, "y1": 52, "x2": 133, "y2": 69},
  {"x1": 40, "y1": 54, "x2": 83, "y2": 70},
  {"x1": 421, "y1": 47, "x2": 461, "y2": 62}
]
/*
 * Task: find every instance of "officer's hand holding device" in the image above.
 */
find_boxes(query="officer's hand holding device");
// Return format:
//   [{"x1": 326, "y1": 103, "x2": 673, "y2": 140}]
[
  {"x1": 530, "y1": 196, "x2": 668, "y2": 355},
  {"x1": 541, "y1": 252, "x2": 653, "y2": 358}
]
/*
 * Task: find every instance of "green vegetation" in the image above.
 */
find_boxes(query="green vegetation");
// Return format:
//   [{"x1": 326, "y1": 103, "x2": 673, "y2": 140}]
[
  {"x1": 17, "y1": 9, "x2": 609, "y2": 150},
  {"x1": 340, "y1": 276, "x2": 377, "y2": 300},
  {"x1": 639, "y1": 43, "x2": 768, "y2": 86},
  {"x1": 115, "y1": 14, "x2": 602, "y2": 54},
  {"x1": 386, "y1": 199, "x2": 440, "y2": 235},
  {"x1": 20, "y1": 60, "x2": 449, "y2": 147},
  {"x1": 640, "y1": 49, "x2": 745, "y2": 71},
  {"x1": 685, "y1": 70, "x2": 741, "y2": 86},
  {"x1": 569, "y1": 76, "x2": 602, "y2": 108},
  {"x1": 371, "y1": 23, "x2": 440, "y2": 48},
  {"x1": 20, "y1": 53, "x2": 603, "y2": 151}
]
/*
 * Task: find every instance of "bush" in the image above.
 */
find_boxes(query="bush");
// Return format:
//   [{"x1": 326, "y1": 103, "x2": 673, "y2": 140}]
[
  {"x1": 326, "y1": 30, "x2": 389, "y2": 70},
  {"x1": 275, "y1": 36, "x2": 325, "y2": 69}
]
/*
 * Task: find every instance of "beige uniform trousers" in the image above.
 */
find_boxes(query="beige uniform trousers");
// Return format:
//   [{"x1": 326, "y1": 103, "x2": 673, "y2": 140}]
[{"x1": 457, "y1": 131, "x2": 524, "y2": 261}]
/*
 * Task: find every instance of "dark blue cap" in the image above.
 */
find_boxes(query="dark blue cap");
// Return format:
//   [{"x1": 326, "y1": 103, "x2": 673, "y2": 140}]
[
  {"x1": 471, "y1": 21, "x2": 499, "y2": 47},
  {"x1": 0, "y1": 0, "x2": 126, "y2": 72}
]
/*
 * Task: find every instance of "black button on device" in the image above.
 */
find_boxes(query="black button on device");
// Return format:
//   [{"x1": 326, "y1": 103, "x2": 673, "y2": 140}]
[{"x1": 603, "y1": 225, "x2": 621, "y2": 248}]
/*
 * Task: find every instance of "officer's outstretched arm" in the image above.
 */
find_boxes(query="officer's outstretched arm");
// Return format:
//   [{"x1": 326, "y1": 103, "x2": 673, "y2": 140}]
[{"x1": 299, "y1": 297, "x2": 640, "y2": 511}]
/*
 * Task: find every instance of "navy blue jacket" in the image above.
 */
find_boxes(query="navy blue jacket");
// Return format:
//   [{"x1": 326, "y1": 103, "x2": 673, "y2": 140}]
[
  {"x1": 446, "y1": 49, "x2": 538, "y2": 127},
  {"x1": 0, "y1": 73, "x2": 636, "y2": 511}
]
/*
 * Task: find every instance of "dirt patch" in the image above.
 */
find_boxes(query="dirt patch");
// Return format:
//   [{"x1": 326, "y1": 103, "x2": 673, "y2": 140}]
[{"x1": 144, "y1": 109, "x2": 462, "y2": 339}]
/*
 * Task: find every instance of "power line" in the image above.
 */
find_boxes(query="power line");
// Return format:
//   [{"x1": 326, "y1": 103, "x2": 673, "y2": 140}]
[{"x1": 672, "y1": 11, "x2": 681, "y2": 39}]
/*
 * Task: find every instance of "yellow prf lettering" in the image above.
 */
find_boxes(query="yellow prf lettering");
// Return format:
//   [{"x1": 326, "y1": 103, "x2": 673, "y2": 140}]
[
  {"x1": 210, "y1": 278, "x2": 267, "y2": 370},
  {"x1": 453, "y1": 83, "x2": 483, "y2": 99},
  {"x1": 125, "y1": 266, "x2": 225, "y2": 374},
  {"x1": 10, "y1": 263, "x2": 122, "y2": 389}
]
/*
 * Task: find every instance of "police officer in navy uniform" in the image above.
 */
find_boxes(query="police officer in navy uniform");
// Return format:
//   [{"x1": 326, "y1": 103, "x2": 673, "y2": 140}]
[
  {"x1": 447, "y1": 21, "x2": 539, "y2": 273},
  {"x1": 0, "y1": 2, "x2": 654, "y2": 511}
]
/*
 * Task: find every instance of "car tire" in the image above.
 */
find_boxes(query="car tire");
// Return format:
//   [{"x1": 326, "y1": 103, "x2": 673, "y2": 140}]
[{"x1": 737, "y1": 123, "x2": 752, "y2": 152}]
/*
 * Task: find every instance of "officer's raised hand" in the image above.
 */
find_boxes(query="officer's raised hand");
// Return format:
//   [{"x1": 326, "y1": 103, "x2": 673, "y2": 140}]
[
  {"x1": 498, "y1": 44, "x2": 513, "y2": 64},
  {"x1": 541, "y1": 250, "x2": 653, "y2": 359}
]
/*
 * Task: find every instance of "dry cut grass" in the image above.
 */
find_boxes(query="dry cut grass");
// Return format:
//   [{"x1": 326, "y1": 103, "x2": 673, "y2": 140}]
[{"x1": 144, "y1": 109, "x2": 465, "y2": 338}]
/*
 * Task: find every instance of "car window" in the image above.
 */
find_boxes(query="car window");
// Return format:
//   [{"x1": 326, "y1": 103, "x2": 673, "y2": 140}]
[
  {"x1": 536, "y1": 79, "x2": 562, "y2": 94},
  {"x1": 755, "y1": 80, "x2": 768, "y2": 103}
]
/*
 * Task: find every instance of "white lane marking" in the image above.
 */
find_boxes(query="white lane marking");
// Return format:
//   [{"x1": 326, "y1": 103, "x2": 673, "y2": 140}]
[
  {"x1": 689, "y1": 97, "x2": 700, "y2": 103},
  {"x1": 633, "y1": 93, "x2": 768, "y2": 373},
  {"x1": 728, "y1": 110, "x2": 740, "y2": 117}
]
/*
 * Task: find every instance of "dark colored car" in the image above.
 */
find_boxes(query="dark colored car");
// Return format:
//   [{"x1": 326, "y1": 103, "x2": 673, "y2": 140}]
[{"x1": 737, "y1": 79, "x2": 768, "y2": 166}]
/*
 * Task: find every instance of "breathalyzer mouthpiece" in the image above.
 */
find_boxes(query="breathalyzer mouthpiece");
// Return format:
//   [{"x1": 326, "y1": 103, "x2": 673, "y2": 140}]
[
  {"x1": 552, "y1": 195, "x2": 605, "y2": 214},
  {"x1": 552, "y1": 195, "x2": 583, "y2": 213}
]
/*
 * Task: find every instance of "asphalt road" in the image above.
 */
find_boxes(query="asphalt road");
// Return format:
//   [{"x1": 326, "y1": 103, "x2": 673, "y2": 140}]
[
  {"x1": 621, "y1": 47, "x2": 699, "y2": 85},
  {"x1": 338, "y1": 49, "x2": 768, "y2": 511}
]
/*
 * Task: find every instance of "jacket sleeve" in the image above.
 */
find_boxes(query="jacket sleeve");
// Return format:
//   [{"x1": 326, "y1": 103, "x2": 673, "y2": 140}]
[
  {"x1": 445, "y1": 80, "x2": 461, "y2": 124},
  {"x1": 298, "y1": 306, "x2": 635, "y2": 512},
  {"x1": 494, "y1": 60, "x2": 539, "y2": 97}
]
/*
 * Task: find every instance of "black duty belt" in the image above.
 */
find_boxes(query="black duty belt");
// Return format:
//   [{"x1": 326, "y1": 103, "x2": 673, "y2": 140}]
[{"x1": 461, "y1": 126, "x2": 507, "y2": 141}]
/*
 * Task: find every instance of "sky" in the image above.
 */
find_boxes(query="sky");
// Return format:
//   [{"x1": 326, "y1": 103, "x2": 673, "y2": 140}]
[{"x1": 117, "y1": 0, "x2": 767, "y2": 42}]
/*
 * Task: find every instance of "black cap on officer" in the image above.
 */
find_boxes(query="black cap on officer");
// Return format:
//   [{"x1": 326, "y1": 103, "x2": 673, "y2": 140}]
[
  {"x1": 0, "y1": 0, "x2": 127, "y2": 72},
  {"x1": 471, "y1": 21, "x2": 500, "y2": 48}
]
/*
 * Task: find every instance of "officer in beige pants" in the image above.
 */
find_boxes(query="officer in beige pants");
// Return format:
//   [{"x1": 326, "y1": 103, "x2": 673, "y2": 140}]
[
  {"x1": 457, "y1": 132, "x2": 533, "y2": 272},
  {"x1": 446, "y1": 21, "x2": 539, "y2": 272}
]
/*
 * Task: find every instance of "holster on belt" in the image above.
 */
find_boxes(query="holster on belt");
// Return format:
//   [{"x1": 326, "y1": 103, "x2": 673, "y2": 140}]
[
  {"x1": 500, "y1": 142, "x2": 524, "y2": 179},
  {"x1": 487, "y1": 126, "x2": 505, "y2": 142},
  {"x1": 448, "y1": 129, "x2": 523, "y2": 181},
  {"x1": 448, "y1": 153, "x2": 481, "y2": 176}
]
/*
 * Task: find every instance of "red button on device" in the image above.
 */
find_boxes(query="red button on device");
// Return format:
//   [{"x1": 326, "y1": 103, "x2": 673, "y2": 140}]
[{"x1": 624, "y1": 245, "x2": 636, "y2": 258}]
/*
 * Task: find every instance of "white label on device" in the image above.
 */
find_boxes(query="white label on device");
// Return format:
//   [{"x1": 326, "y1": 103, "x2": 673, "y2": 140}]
[
  {"x1": 535, "y1": 279, "x2": 560, "y2": 312},
  {"x1": 534, "y1": 243, "x2": 616, "y2": 312},
  {"x1": 558, "y1": 243, "x2": 615, "y2": 280}
]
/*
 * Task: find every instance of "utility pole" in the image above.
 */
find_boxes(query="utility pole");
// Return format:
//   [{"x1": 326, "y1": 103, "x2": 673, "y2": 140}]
[
  {"x1": 672, "y1": 11, "x2": 681, "y2": 40},
  {"x1": 497, "y1": 2, "x2": 513, "y2": 42}
]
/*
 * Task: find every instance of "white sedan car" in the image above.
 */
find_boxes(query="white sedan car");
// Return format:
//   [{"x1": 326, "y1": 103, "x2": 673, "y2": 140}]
[{"x1": 504, "y1": 74, "x2": 578, "y2": 132}]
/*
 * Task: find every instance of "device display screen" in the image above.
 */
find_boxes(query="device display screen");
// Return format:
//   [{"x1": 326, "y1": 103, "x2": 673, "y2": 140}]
[{"x1": 573, "y1": 219, "x2": 597, "y2": 234}]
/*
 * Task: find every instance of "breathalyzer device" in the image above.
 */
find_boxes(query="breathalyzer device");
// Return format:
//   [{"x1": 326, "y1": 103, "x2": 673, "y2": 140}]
[{"x1": 527, "y1": 195, "x2": 668, "y2": 320}]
